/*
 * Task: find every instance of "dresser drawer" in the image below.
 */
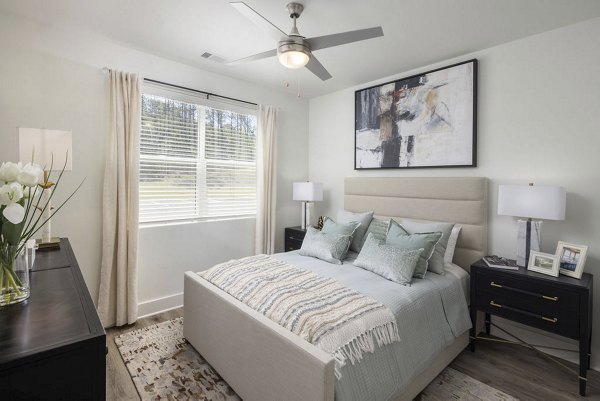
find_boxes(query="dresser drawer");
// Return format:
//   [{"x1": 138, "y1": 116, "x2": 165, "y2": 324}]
[{"x1": 475, "y1": 272, "x2": 580, "y2": 338}]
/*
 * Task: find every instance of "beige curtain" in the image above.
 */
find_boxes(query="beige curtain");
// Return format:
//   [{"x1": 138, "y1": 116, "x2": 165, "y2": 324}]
[
  {"x1": 98, "y1": 70, "x2": 141, "y2": 327},
  {"x1": 255, "y1": 105, "x2": 278, "y2": 254}
]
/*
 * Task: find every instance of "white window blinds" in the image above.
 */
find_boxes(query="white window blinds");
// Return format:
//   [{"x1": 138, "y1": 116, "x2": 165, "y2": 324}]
[{"x1": 139, "y1": 86, "x2": 257, "y2": 224}]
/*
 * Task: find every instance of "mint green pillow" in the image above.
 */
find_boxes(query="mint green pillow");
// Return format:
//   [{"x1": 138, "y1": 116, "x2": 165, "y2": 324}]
[
  {"x1": 354, "y1": 233, "x2": 423, "y2": 286},
  {"x1": 386, "y1": 219, "x2": 442, "y2": 278},
  {"x1": 336, "y1": 209, "x2": 374, "y2": 252},
  {"x1": 321, "y1": 217, "x2": 360, "y2": 239},
  {"x1": 299, "y1": 227, "x2": 352, "y2": 264},
  {"x1": 397, "y1": 220, "x2": 455, "y2": 275}
]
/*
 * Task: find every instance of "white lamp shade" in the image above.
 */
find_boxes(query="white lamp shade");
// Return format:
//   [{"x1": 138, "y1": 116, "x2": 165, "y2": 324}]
[
  {"x1": 497, "y1": 184, "x2": 566, "y2": 220},
  {"x1": 18, "y1": 128, "x2": 73, "y2": 171},
  {"x1": 293, "y1": 182, "x2": 323, "y2": 202}
]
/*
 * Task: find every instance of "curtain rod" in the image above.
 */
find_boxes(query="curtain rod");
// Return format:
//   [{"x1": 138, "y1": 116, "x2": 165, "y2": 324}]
[
  {"x1": 144, "y1": 78, "x2": 258, "y2": 107},
  {"x1": 101, "y1": 68, "x2": 257, "y2": 107}
]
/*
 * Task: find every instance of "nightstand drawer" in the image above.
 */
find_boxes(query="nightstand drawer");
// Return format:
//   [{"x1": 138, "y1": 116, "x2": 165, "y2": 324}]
[
  {"x1": 285, "y1": 238, "x2": 304, "y2": 251},
  {"x1": 479, "y1": 296, "x2": 579, "y2": 338},
  {"x1": 284, "y1": 227, "x2": 306, "y2": 252},
  {"x1": 475, "y1": 272, "x2": 579, "y2": 313}
]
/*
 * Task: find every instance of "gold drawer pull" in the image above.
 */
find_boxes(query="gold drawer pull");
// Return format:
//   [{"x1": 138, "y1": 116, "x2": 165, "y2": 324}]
[
  {"x1": 490, "y1": 301, "x2": 502, "y2": 308},
  {"x1": 490, "y1": 282, "x2": 502, "y2": 288},
  {"x1": 542, "y1": 295, "x2": 559, "y2": 301},
  {"x1": 542, "y1": 316, "x2": 558, "y2": 323}
]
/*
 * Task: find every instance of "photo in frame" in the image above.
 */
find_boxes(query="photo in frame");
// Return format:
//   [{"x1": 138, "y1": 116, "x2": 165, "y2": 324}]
[
  {"x1": 527, "y1": 251, "x2": 559, "y2": 277},
  {"x1": 355, "y1": 59, "x2": 477, "y2": 169},
  {"x1": 556, "y1": 241, "x2": 588, "y2": 279}
]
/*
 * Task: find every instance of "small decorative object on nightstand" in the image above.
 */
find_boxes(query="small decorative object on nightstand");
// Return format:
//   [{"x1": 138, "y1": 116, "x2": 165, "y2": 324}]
[
  {"x1": 469, "y1": 259, "x2": 593, "y2": 396},
  {"x1": 284, "y1": 226, "x2": 307, "y2": 252}
]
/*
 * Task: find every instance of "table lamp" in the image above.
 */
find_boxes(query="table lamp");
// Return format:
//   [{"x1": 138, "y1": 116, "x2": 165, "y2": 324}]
[
  {"x1": 292, "y1": 182, "x2": 323, "y2": 229},
  {"x1": 18, "y1": 128, "x2": 73, "y2": 248},
  {"x1": 497, "y1": 183, "x2": 566, "y2": 266}
]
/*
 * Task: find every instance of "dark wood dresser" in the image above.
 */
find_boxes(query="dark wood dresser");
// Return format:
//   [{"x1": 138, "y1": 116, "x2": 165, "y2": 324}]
[
  {"x1": 469, "y1": 259, "x2": 593, "y2": 396},
  {"x1": 0, "y1": 238, "x2": 106, "y2": 400}
]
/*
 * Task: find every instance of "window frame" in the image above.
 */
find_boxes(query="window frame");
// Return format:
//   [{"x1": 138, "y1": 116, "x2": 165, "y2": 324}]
[{"x1": 139, "y1": 82, "x2": 258, "y2": 226}]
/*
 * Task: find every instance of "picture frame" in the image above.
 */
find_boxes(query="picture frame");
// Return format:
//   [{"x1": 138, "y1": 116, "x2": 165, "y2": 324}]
[
  {"x1": 354, "y1": 59, "x2": 477, "y2": 169},
  {"x1": 527, "y1": 251, "x2": 559, "y2": 277},
  {"x1": 556, "y1": 241, "x2": 588, "y2": 279}
]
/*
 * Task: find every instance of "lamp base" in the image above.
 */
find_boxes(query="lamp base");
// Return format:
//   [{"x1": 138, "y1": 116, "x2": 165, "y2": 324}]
[
  {"x1": 516, "y1": 220, "x2": 541, "y2": 266},
  {"x1": 36, "y1": 237, "x2": 61, "y2": 250}
]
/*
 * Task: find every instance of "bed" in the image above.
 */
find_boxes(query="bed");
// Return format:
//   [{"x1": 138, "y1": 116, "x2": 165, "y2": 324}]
[{"x1": 184, "y1": 176, "x2": 488, "y2": 401}]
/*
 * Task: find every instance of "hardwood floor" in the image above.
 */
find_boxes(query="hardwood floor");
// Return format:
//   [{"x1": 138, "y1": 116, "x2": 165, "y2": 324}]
[{"x1": 106, "y1": 308, "x2": 599, "y2": 400}]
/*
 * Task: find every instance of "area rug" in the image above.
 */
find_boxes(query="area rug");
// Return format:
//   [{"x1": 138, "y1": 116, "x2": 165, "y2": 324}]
[
  {"x1": 418, "y1": 367, "x2": 518, "y2": 401},
  {"x1": 115, "y1": 318, "x2": 518, "y2": 401}
]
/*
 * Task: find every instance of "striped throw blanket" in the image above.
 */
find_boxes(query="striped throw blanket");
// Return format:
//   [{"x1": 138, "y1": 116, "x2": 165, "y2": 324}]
[{"x1": 201, "y1": 254, "x2": 400, "y2": 377}]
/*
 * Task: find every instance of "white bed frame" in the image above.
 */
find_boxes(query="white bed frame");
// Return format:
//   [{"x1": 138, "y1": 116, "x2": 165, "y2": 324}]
[{"x1": 184, "y1": 177, "x2": 488, "y2": 401}]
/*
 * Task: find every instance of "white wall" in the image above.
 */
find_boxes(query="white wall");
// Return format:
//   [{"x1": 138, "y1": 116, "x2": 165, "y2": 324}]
[
  {"x1": 0, "y1": 12, "x2": 309, "y2": 315},
  {"x1": 308, "y1": 17, "x2": 600, "y2": 369}
]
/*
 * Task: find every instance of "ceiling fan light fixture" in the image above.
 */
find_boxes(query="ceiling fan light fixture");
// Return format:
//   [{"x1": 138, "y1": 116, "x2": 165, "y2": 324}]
[{"x1": 277, "y1": 41, "x2": 311, "y2": 69}]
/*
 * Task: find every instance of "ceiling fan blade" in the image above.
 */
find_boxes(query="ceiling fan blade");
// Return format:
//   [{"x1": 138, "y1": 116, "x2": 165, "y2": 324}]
[
  {"x1": 307, "y1": 27, "x2": 384, "y2": 51},
  {"x1": 230, "y1": 1, "x2": 288, "y2": 42},
  {"x1": 306, "y1": 55, "x2": 332, "y2": 81},
  {"x1": 227, "y1": 48, "x2": 278, "y2": 65}
]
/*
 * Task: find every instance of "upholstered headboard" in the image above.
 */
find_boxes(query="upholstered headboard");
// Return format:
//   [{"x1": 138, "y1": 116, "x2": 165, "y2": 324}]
[{"x1": 344, "y1": 177, "x2": 488, "y2": 272}]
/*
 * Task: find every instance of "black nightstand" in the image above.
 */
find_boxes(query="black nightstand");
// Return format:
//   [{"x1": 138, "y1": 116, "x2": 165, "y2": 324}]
[
  {"x1": 284, "y1": 226, "x2": 307, "y2": 251},
  {"x1": 469, "y1": 260, "x2": 593, "y2": 396}
]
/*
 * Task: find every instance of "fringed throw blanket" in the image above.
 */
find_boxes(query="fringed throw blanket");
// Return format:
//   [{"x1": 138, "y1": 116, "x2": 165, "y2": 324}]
[{"x1": 201, "y1": 254, "x2": 400, "y2": 378}]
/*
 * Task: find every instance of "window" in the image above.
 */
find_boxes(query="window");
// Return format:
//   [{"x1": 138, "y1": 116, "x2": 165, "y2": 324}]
[{"x1": 139, "y1": 84, "x2": 257, "y2": 224}]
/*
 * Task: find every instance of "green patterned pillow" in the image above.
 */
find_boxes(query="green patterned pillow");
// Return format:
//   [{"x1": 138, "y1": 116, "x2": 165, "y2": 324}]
[
  {"x1": 359, "y1": 218, "x2": 390, "y2": 250},
  {"x1": 386, "y1": 219, "x2": 442, "y2": 278},
  {"x1": 299, "y1": 227, "x2": 352, "y2": 264},
  {"x1": 354, "y1": 233, "x2": 423, "y2": 286}
]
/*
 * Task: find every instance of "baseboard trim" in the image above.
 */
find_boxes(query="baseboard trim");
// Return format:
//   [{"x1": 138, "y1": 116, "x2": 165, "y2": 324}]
[
  {"x1": 489, "y1": 317, "x2": 599, "y2": 372},
  {"x1": 138, "y1": 292, "x2": 183, "y2": 319}
]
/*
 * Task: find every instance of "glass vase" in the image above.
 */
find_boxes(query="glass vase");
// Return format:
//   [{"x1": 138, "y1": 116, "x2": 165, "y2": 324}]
[{"x1": 0, "y1": 243, "x2": 30, "y2": 306}]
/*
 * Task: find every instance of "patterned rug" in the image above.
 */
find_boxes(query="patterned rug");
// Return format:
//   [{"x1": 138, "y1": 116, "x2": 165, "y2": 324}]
[{"x1": 115, "y1": 318, "x2": 518, "y2": 401}]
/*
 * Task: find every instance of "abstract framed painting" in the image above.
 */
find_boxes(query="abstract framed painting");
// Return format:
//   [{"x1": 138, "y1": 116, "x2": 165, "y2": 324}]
[{"x1": 355, "y1": 59, "x2": 477, "y2": 169}]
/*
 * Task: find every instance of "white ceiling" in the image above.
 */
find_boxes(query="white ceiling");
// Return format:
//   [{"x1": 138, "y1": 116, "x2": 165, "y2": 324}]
[{"x1": 2, "y1": 0, "x2": 600, "y2": 98}]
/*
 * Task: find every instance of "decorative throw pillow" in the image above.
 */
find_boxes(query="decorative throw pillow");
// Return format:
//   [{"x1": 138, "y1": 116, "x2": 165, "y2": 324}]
[
  {"x1": 336, "y1": 209, "x2": 374, "y2": 252},
  {"x1": 444, "y1": 225, "x2": 462, "y2": 268},
  {"x1": 385, "y1": 219, "x2": 442, "y2": 278},
  {"x1": 299, "y1": 227, "x2": 352, "y2": 265},
  {"x1": 321, "y1": 217, "x2": 360, "y2": 238},
  {"x1": 359, "y1": 218, "x2": 390, "y2": 250},
  {"x1": 396, "y1": 220, "x2": 455, "y2": 275},
  {"x1": 354, "y1": 233, "x2": 423, "y2": 286}
]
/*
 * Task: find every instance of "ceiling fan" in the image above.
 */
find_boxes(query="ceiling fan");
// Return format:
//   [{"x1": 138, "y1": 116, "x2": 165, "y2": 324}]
[{"x1": 221, "y1": 2, "x2": 384, "y2": 81}]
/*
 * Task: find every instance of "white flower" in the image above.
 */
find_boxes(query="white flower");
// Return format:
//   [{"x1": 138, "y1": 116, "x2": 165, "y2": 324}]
[
  {"x1": 0, "y1": 162, "x2": 22, "y2": 182},
  {"x1": 0, "y1": 182, "x2": 25, "y2": 224},
  {"x1": 17, "y1": 163, "x2": 43, "y2": 187},
  {"x1": 0, "y1": 182, "x2": 24, "y2": 205},
  {"x1": 2, "y1": 202, "x2": 25, "y2": 224}
]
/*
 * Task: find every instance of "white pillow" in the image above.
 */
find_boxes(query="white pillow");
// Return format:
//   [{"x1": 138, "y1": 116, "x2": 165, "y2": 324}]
[{"x1": 444, "y1": 225, "x2": 462, "y2": 267}]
